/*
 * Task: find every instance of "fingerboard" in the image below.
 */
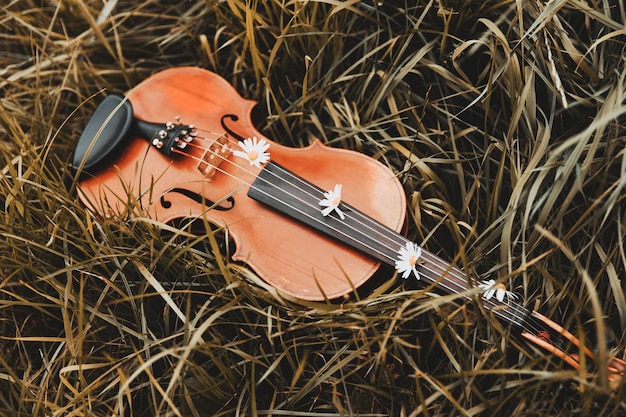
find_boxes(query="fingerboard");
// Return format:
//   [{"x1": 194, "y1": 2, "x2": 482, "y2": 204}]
[
  {"x1": 248, "y1": 161, "x2": 531, "y2": 329},
  {"x1": 248, "y1": 161, "x2": 406, "y2": 264}
]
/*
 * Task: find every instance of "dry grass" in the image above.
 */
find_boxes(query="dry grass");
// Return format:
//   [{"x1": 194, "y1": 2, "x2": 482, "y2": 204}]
[{"x1": 1, "y1": 0, "x2": 625, "y2": 415}]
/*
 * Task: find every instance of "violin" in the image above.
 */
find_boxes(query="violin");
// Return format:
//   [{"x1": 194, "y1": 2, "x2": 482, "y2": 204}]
[{"x1": 73, "y1": 67, "x2": 624, "y2": 388}]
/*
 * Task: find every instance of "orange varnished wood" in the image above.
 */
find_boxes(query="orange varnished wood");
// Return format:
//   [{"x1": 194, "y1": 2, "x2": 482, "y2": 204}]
[{"x1": 78, "y1": 67, "x2": 406, "y2": 300}]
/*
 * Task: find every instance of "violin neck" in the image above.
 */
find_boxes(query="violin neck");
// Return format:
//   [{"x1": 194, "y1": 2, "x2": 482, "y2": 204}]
[
  {"x1": 248, "y1": 161, "x2": 529, "y2": 328},
  {"x1": 248, "y1": 161, "x2": 626, "y2": 382}
]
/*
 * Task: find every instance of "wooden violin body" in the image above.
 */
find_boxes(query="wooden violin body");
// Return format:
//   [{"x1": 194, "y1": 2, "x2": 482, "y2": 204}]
[
  {"x1": 77, "y1": 67, "x2": 406, "y2": 300},
  {"x1": 75, "y1": 66, "x2": 624, "y2": 386}
]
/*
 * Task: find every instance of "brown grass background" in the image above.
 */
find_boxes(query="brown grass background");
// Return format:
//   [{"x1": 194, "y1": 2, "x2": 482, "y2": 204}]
[{"x1": 1, "y1": 1, "x2": 625, "y2": 416}]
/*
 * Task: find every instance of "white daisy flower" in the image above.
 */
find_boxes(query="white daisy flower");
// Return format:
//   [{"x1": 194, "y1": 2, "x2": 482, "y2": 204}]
[
  {"x1": 479, "y1": 279, "x2": 518, "y2": 303},
  {"x1": 395, "y1": 242, "x2": 422, "y2": 280},
  {"x1": 319, "y1": 184, "x2": 345, "y2": 220},
  {"x1": 233, "y1": 136, "x2": 270, "y2": 168}
]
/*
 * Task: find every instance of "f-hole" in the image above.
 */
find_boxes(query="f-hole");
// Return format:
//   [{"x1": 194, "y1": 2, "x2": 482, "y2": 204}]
[
  {"x1": 221, "y1": 114, "x2": 246, "y2": 142},
  {"x1": 160, "y1": 188, "x2": 235, "y2": 211}
]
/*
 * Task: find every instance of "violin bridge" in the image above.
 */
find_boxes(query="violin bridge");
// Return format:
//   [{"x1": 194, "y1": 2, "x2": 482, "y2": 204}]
[{"x1": 197, "y1": 133, "x2": 232, "y2": 180}]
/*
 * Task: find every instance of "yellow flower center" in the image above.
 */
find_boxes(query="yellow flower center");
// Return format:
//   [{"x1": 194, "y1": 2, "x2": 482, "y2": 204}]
[
  {"x1": 332, "y1": 197, "x2": 341, "y2": 206},
  {"x1": 495, "y1": 283, "x2": 506, "y2": 291},
  {"x1": 408, "y1": 255, "x2": 418, "y2": 266},
  {"x1": 248, "y1": 150, "x2": 259, "y2": 161}
]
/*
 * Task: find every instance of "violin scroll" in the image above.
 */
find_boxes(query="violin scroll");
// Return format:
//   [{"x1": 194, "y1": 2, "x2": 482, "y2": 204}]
[{"x1": 521, "y1": 310, "x2": 625, "y2": 389}]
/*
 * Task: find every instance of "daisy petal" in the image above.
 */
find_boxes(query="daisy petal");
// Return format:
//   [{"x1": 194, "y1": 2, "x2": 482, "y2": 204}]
[
  {"x1": 479, "y1": 279, "x2": 518, "y2": 304},
  {"x1": 395, "y1": 242, "x2": 422, "y2": 280},
  {"x1": 319, "y1": 184, "x2": 345, "y2": 220},
  {"x1": 234, "y1": 136, "x2": 271, "y2": 168}
]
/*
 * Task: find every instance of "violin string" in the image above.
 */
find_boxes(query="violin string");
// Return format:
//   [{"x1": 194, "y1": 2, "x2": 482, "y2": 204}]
[
  {"x1": 266, "y1": 158, "x2": 537, "y2": 329},
  {"x1": 207, "y1": 135, "x2": 590, "y2": 361},
  {"x1": 178, "y1": 132, "x2": 433, "y2": 263},
  {"x1": 177, "y1": 137, "x2": 414, "y2": 267},
  {"x1": 231, "y1": 136, "x2": 580, "y2": 361},
  {"x1": 175, "y1": 132, "x2": 538, "y2": 330},
  {"x1": 165, "y1": 131, "x2": 540, "y2": 333}
]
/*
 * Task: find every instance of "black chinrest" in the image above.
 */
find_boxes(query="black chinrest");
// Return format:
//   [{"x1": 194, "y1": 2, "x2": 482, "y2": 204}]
[{"x1": 72, "y1": 94, "x2": 133, "y2": 171}]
